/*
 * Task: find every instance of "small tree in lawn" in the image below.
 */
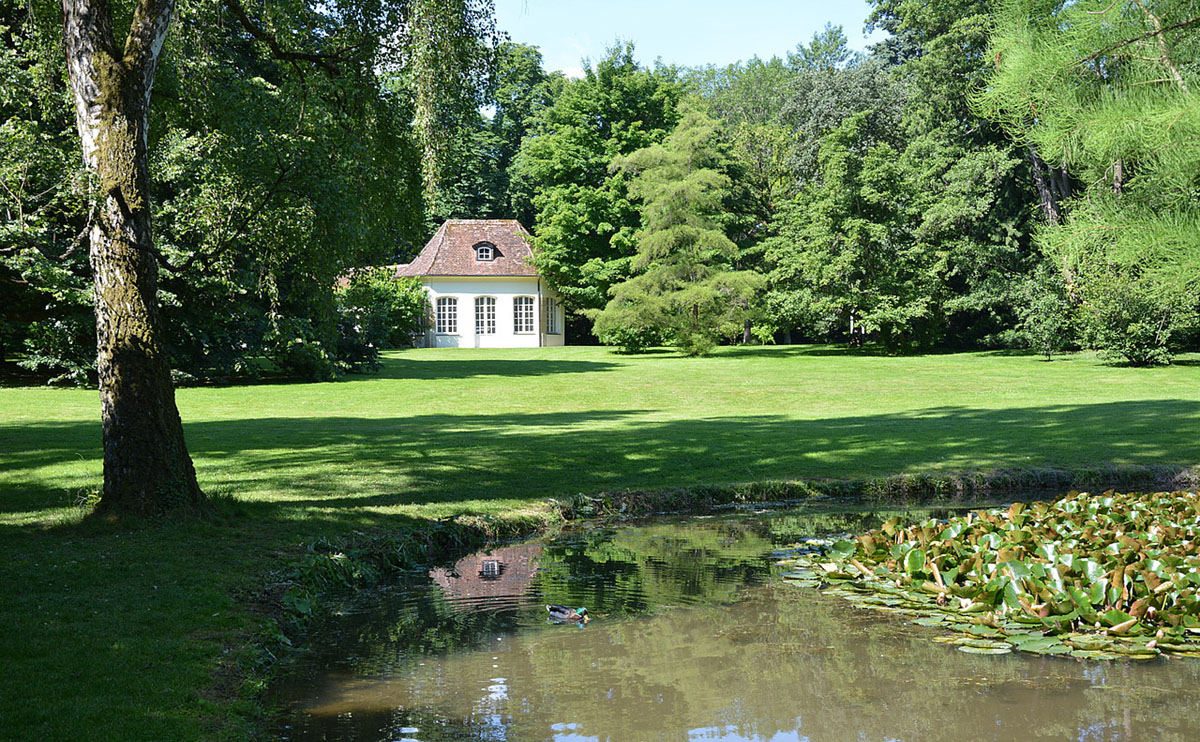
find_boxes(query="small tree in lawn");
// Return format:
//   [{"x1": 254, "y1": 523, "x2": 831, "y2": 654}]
[
  {"x1": 591, "y1": 106, "x2": 763, "y2": 356},
  {"x1": 1018, "y1": 268, "x2": 1076, "y2": 361}
]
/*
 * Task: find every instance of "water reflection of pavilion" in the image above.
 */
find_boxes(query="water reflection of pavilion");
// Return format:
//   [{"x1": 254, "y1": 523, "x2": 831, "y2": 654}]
[{"x1": 429, "y1": 545, "x2": 542, "y2": 611}]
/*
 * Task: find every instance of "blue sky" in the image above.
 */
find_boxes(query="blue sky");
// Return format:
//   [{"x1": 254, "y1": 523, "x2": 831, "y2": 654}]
[{"x1": 493, "y1": 0, "x2": 885, "y2": 77}]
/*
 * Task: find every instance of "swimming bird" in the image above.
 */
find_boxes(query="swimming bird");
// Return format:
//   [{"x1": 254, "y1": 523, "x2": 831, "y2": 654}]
[{"x1": 546, "y1": 604, "x2": 589, "y2": 623}]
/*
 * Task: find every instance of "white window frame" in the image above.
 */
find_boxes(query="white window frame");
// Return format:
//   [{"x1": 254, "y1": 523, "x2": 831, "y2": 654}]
[
  {"x1": 513, "y1": 296, "x2": 535, "y2": 334},
  {"x1": 475, "y1": 296, "x2": 496, "y2": 335},
  {"x1": 474, "y1": 242, "x2": 495, "y2": 261},
  {"x1": 435, "y1": 296, "x2": 458, "y2": 334},
  {"x1": 544, "y1": 297, "x2": 560, "y2": 334}
]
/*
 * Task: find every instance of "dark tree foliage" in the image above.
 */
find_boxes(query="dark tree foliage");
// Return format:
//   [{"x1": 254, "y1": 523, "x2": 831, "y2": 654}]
[
  {"x1": 743, "y1": 0, "x2": 1047, "y2": 350},
  {"x1": 424, "y1": 42, "x2": 563, "y2": 225},
  {"x1": 3, "y1": 0, "x2": 497, "y2": 384},
  {"x1": 510, "y1": 43, "x2": 681, "y2": 316}
]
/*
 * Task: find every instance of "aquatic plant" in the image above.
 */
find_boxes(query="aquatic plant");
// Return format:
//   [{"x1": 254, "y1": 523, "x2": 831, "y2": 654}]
[{"x1": 778, "y1": 490, "x2": 1200, "y2": 659}]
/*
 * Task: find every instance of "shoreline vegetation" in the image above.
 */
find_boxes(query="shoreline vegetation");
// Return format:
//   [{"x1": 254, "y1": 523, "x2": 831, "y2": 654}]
[{"x1": 2, "y1": 347, "x2": 1199, "y2": 739}]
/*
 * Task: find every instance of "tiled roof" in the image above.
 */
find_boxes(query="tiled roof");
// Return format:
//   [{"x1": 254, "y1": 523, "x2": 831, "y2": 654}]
[{"x1": 395, "y1": 219, "x2": 538, "y2": 278}]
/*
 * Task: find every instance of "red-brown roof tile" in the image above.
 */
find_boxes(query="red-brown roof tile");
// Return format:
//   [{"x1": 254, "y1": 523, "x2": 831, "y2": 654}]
[{"x1": 395, "y1": 219, "x2": 538, "y2": 278}]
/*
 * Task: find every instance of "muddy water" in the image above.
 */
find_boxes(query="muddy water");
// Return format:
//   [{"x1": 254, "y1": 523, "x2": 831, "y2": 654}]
[{"x1": 273, "y1": 505, "x2": 1200, "y2": 741}]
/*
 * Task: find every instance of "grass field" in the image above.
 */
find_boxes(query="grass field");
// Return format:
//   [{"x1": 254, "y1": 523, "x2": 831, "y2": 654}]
[{"x1": 2, "y1": 345, "x2": 1198, "y2": 739}]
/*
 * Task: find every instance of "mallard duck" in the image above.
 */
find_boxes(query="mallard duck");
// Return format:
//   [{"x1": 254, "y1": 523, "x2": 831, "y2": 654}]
[{"x1": 546, "y1": 604, "x2": 589, "y2": 623}]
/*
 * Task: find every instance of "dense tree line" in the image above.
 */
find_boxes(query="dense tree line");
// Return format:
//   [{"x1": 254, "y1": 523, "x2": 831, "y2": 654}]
[
  {"x1": 535, "y1": 1, "x2": 1196, "y2": 361},
  {"x1": 5, "y1": 0, "x2": 1199, "y2": 392}
]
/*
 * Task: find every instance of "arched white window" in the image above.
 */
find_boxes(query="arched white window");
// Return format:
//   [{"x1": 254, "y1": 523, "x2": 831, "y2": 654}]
[
  {"x1": 544, "y1": 298, "x2": 560, "y2": 334},
  {"x1": 435, "y1": 297, "x2": 457, "y2": 334},
  {"x1": 474, "y1": 242, "x2": 495, "y2": 261},
  {"x1": 513, "y1": 296, "x2": 535, "y2": 333},
  {"x1": 475, "y1": 296, "x2": 496, "y2": 334}
]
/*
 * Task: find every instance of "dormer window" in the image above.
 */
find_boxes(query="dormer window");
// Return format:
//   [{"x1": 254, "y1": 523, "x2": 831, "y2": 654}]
[{"x1": 474, "y1": 242, "x2": 496, "y2": 261}]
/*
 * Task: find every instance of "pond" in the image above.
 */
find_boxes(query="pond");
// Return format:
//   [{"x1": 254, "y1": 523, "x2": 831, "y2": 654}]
[{"x1": 273, "y1": 503, "x2": 1200, "y2": 741}]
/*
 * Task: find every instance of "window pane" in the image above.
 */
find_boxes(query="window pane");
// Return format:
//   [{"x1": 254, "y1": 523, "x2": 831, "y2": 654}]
[
  {"x1": 514, "y1": 296, "x2": 534, "y2": 333},
  {"x1": 475, "y1": 296, "x2": 496, "y2": 334},
  {"x1": 545, "y1": 298, "x2": 559, "y2": 334},
  {"x1": 436, "y1": 297, "x2": 457, "y2": 333}
]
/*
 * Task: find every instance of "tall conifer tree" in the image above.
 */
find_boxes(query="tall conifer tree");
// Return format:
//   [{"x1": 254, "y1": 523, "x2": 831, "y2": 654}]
[{"x1": 592, "y1": 106, "x2": 763, "y2": 355}]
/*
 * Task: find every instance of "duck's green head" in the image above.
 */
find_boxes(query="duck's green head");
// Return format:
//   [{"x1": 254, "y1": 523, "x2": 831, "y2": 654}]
[{"x1": 577, "y1": 607, "x2": 588, "y2": 616}]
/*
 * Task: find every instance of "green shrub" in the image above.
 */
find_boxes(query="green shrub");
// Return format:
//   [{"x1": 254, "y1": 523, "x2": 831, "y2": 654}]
[
  {"x1": 596, "y1": 325, "x2": 664, "y2": 354},
  {"x1": 1078, "y1": 273, "x2": 1197, "y2": 366},
  {"x1": 333, "y1": 269, "x2": 429, "y2": 372},
  {"x1": 263, "y1": 315, "x2": 337, "y2": 381},
  {"x1": 20, "y1": 315, "x2": 96, "y2": 385},
  {"x1": 337, "y1": 269, "x2": 428, "y2": 348}
]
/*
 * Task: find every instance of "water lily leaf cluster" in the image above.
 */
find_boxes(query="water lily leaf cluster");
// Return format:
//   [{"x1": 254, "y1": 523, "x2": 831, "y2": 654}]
[{"x1": 778, "y1": 491, "x2": 1200, "y2": 659}]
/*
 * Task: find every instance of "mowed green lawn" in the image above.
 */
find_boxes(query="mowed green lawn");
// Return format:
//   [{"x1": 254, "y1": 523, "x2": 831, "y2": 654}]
[
  {"x1": 6, "y1": 345, "x2": 1200, "y2": 527},
  {"x1": 1, "y1": 345, "x2": 1198, "y2": 740}
]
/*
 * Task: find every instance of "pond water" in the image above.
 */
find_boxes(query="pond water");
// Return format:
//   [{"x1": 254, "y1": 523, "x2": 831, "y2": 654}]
[{"x1": 273, "y1": 504, "x2": 1200, "y2": 742}]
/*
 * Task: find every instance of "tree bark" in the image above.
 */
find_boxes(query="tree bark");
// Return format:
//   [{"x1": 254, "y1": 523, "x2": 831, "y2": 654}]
[
  {"x1": 63, "y1": 0, "x2": 205, "y2": 516},
  {"x1": 1026, "y1": 145, "x2": 1061, "y2": 226},
  {"x1": 1054, "y1": 166, "x2": 1072, "y2": 202}
]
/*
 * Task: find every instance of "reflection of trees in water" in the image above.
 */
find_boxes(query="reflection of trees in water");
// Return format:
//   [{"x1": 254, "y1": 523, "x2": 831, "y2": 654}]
[
  {"x1": 532, "y1": 522, "x2": 773, "y2": 617},
  {"x1": 279, "y1": 505, "x2": 1200, "y2": 742},
  {"x1": 530, "y1": 504, "x2": 980, "y2": 619},
  {"x1": 290, "y1": 582, "x2": 1200, "y2": 741}
]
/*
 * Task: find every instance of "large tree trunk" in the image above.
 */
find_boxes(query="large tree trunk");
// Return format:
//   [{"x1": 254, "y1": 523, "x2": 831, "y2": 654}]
[{"x1": 63, "y1": 0, "x2": 205, "y2": 516}]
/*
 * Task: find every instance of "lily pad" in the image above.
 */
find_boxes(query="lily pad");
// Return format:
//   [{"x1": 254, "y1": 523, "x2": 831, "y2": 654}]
[
  {"x1": 912, "y1": 616, "x2": 947, "y2": 626},
  {"x1": 1012, "y1": 636, "x2": 1062, "y2": 652},
  {"x1": 957, "y1": 645, "x2": 1012, "y2": 655},
  {"x1": 778, "y1": 489, "x2": 1200, "y2": 661}
]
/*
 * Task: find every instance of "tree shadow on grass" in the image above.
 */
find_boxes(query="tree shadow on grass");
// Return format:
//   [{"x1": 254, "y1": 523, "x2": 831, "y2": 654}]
[
  {"x1": 369, "y1": 357, "x2": 621, "y2": 381},
  {"x1": 717, "y1": 345, "x2": 966, "y2": 359},
  {"x1": 4, "y1": 400, "x2": 1198, "y2": 529},
  {"x1": 170, "y1": 357, "x2": 627, "y2": 388},
  {"x1": 717, "y1": 345, "x2": 864, "y2": 359}
]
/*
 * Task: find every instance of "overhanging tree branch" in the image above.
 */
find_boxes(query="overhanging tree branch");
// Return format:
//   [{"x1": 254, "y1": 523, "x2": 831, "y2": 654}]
[
  {"x1": 168, "y1": 163, "x2": 295, "y2": 274},
  {"x1": 1131, "y1": 0, "x2": 1190, "y2": 94},
  {"x1": 222, "y1": 0, "x2": 353, "y2": 76},
  {"x1": 1076, "y1": 12, "x2": 1200, "y2": 70}
]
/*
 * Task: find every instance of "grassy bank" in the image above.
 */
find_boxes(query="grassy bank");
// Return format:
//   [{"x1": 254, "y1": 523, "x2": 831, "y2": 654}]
[{"x1": 1, "y1": 345, "x2": 1198, "y2": 739}]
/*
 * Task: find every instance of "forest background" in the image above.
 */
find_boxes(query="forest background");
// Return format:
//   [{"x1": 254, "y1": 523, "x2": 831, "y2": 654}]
[{"x1": 3, "y1": 0, "x2": 1198, "y2": 382}]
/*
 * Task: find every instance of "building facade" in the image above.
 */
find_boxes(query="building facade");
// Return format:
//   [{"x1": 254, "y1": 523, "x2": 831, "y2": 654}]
[{"x1": 396, "y1": 220, "x2": 566, "y2": 348}]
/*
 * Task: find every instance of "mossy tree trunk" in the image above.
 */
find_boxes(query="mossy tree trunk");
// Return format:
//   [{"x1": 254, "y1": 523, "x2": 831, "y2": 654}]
[{"x1": 63, "y1": 0, "x2": 205, "y2": 516}]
